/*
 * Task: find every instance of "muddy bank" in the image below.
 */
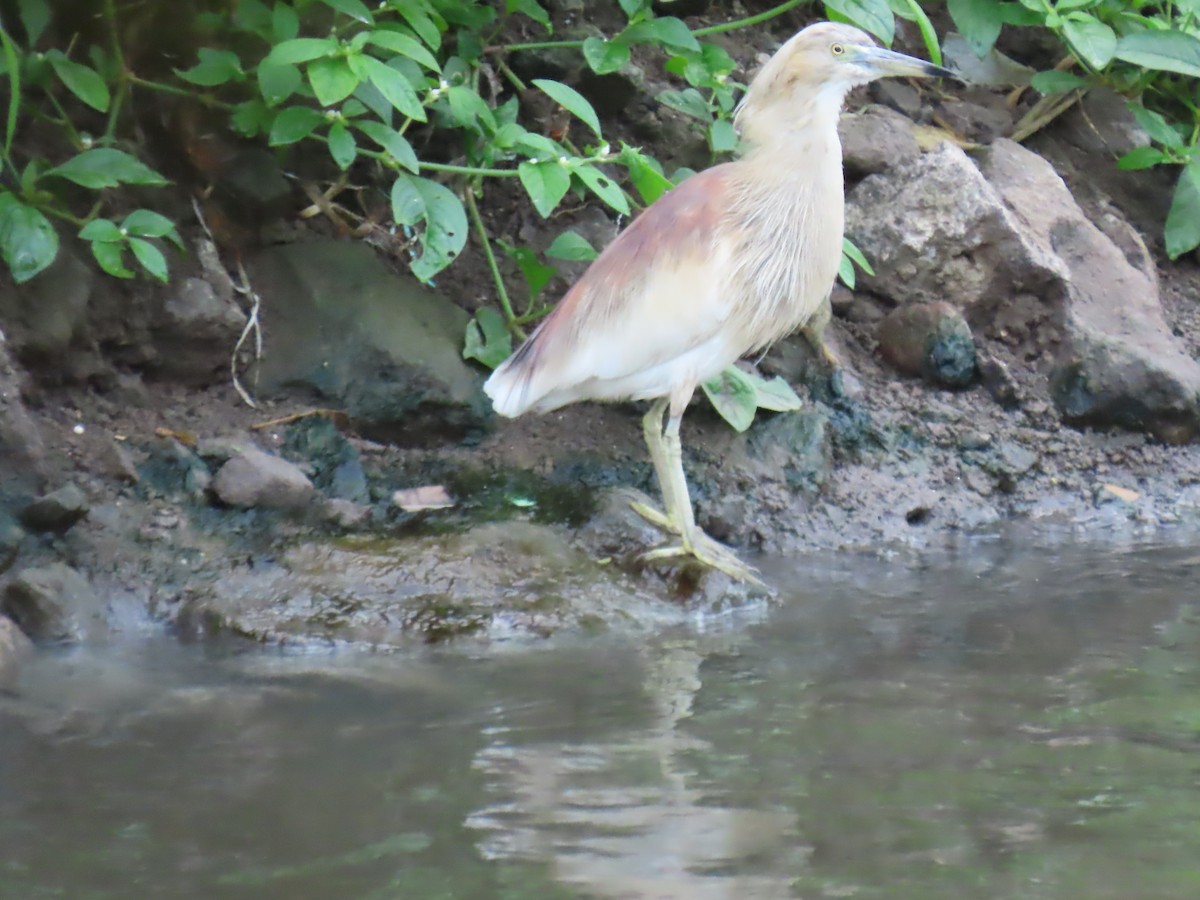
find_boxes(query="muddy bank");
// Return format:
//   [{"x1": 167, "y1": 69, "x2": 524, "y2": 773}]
[{"x1": 4, "y1": 10, "x2": 1200, "y2": 656}]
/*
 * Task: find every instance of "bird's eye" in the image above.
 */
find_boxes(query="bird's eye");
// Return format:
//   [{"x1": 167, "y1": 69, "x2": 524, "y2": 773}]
[{"x1": 830, "y1": 43, "x2": 845, "y2": 56}]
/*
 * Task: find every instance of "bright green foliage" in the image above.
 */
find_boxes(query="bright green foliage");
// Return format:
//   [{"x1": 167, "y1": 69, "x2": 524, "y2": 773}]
[
  {"x1": 948, "y1": 0, "x2": 1200, "y2": 258},
  {"x1": 702, "y1": 366, "x2": 804, "y2": 433}
]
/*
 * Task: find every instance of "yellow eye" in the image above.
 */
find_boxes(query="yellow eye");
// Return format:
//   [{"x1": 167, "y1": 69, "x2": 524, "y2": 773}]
[{"x1": 831, "y1": 43, "x2": 845, "y2": 56}]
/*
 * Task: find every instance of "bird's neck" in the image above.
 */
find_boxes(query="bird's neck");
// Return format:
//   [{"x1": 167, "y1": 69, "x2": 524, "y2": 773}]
[{"x1": 737, "y1": 83, "x2": 846, "y2": 185}]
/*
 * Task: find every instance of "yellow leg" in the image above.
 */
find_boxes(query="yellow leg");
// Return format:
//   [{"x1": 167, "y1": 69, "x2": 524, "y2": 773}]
[{"x1": 633, "y1": 406, "x2": 764, "y2": 587}]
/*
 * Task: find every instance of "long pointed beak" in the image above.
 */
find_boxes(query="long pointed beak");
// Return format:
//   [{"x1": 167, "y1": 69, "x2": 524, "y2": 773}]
[{"x1": 856, "y1": 45, "x2": 958, "y2": 80}]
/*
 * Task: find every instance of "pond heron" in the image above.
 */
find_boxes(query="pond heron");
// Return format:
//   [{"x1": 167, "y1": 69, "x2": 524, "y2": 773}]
[{"x1": 485, "y1": 22, "x2": 954, "y2": 584}]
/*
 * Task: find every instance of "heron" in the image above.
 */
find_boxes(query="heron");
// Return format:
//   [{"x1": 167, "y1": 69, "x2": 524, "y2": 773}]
[{"x1": 485, "y1": 22, "x2": 954, "y2": 584}]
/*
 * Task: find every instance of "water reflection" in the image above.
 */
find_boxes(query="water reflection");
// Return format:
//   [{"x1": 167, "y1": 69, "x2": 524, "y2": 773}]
[{"x1": 2, "y1": 531, "x2": 1200, "y2": 899}]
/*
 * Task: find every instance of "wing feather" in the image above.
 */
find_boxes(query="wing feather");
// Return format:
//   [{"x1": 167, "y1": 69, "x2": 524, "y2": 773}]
[{"x1": 486, "y1": 165, "x2": 741, "y2": 416}]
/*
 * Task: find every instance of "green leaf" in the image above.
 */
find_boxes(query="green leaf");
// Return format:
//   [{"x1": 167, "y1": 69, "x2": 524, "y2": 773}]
[
  {"x1": 582, "y1": 37, "x2": 631, "y2": 75},
  {"x1": 263, "y1": 37, "x2": 338, "y2": 66},
  {"x1": 175, "y1": 48, "x2": 243, "y2": 86},
  {"x1": 702, "y1": 366, "x2": 758, "y2": 432},
  {"x1": 258, "y1": 62, "x2": 302, "y2": 106},
  {"x1": 518, "y1": 160, "x2": 572, "y2": 217},
  {"x1": 18, "y1": 0, "x2": 51, "y2": 45},
  {"x1": 129, "y1": 237, "x2": 168, "y2": 282},
  {"x1": 366, "y1": 30, "x2": 440, "y2": 70},
  {"x1": 1129, "y1": 104, "x2": 1185, "y2": 150},
  {"x1": 946, "y1": 0, "x2": 1006, "y2": 57},
  {"x1": 327, "y1": 121, "x2": 357, "y2": 169},
  {"x1": 507, "y1": 0, "x2": 551, "y2": 32},
  {"x1": 622, "y1": 149, "x2": 673, "y2": 205},
  {"x1": 708, "y1": 119, "x2": 738, "y2": 154},
  {"x1": 546, "y1": 230, "x2": 598, "y2": 261},
  {"x1": 396, "y1": 4, "x2": 443, "y2": 51},
  {"x1": 45, "y1": 51, "x2": 110, "y2": 112},
  {"x1": 824, "y1": 0, "x2": 895, "y2": 45},
  {"x1": 321, "y1": 0, "x2": 374, "y2": 24},
  {"x1": 231, "y1": 99, "x2": 273, "y2": 136},
  {"x1": 1029, "y1": 69, "x2": 1087, "y2": 93},
  {"x1": 446, "y1": 85, "x2": 496, "y2": 130},
  {"x1": 838, "y1": 251, "x2": 856, "y2": 289},
  {"x1": 463, "y1": 307, "x2": 513, "y2": 369},
  {"x1": 308, "y1": 56, "x2": 360, "y2": 106},
  {"x1": 354, "y1": 120, "x2": 418, "y2": 172},
  {"x1": 0, "y1": 192, "x2": 58, "y2": 283},
  {"x1": 268, "y1": 106, "x2": 325, "y2": 145},
  {"x1": 644, "y1": 17, "x2": 700, "y2": 52},
  {"x1": 1, "y1": 25, "x2": 20, "y2": 154},
  {"x1": 1117, "y1": 145, "x2": 1168, "y2": 171},
  {"x1": 46, "y1": 149, "x2": 168, "y2": 188},
  {"x1": 273, "y1": 2, "x2": 300, "y2": 40},
  {"x1": 841, "y1": 237, "x2": 874, "y2": 275},
  {"x1": 361, "y1": 56, "x2": 426, "y2": 121},
  {"x1": 122, "y1": 209, "x2": 183, "y2": 249},
  {"x1": 90, "y1": 239, "x2": 134, "y2": 279},
  {"x1": 1165, "y1": 160, "x2": 1200, "y2": 260},
  {"x1": 1114, "y1": 29, "x2": 1200, "y2": 78},
  {"x1": 575, "y1": 164, "x2": 629, "y2": 214},
  {"x1": 656, "y1": 87, "x2": 709, "y2": 121},
  {"x1": 501, "y1": 241, "x2": 557, "y2": 302},
  {"x1": 532, "y1": 78, "x2": 602, "y2": 139},
  {"x1": 391, "y1": 174, "x2": 468, "y2": 281},
  {"x1": 78, "y1": 218, "x2": 123, "y2": 242},
  {"x1": 1062, "y1": 15, "x2": 1116, "y2": 70},
  {"x1": 750, "y1": 373, "x2": 804, "y2": 412}
]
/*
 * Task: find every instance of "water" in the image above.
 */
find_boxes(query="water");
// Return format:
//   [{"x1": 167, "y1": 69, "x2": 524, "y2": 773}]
[{"x1": 3, "y1": 532, "x2": 1200, "y2": 899}]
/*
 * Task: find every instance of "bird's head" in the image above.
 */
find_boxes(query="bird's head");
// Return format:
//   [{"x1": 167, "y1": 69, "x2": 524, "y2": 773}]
[{"x1": 736, "y1": 22, "x2": 955, "y2": 149}]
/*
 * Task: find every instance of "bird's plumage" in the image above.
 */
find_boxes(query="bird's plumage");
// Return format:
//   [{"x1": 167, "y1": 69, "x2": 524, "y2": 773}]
[{"x1": 481, "y1": 21, "x2": 953, "y2": 583}]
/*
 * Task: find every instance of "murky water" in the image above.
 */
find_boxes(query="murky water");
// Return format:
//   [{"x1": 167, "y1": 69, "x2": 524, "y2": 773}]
[{"x1": 4, "y1": 531, "x2": 1200, "y2": 899}]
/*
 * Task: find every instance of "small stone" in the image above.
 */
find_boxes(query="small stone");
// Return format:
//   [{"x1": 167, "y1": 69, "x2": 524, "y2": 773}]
[
  {"x1": 958, "y1": 431, "x2": 992, "y2": 451},
  {"x1": 18, "y1": 483, "x2": 89, "y2": 533},
  {"x1": 877, "y1": 302, "x2": 978, "y2": 388},
  {"x1": 393, "y1": 485, "x2": 455, "y2": 512},
  {"x1": 1095, "y1": 483, "x2": 1140, "y2": 506},
  {"x1": 978, "y1": 353, "x2": 1021, "y2": 409},
  {"x1": 323, "y1": 498, "x2": 374, "y2": 529},
  {"x1": 0, "y1": 615, "x2": 34, "y2": 690},
  {"x1": 963, "y1": 468, "x2": 994, "y2": 496},
  {"x1": 212, "y1": 448, "x2": 315, "y2": 511},
  {"x1": 2, "y1": 563, "x2": 103, "y2": 643},
  {"x1": 94, "y1": 436, "x2": 141, "y2": 483}
]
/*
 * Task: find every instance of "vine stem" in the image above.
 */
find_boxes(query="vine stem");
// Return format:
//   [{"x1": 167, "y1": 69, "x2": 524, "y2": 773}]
[
  {"x1": 464, "y1": 184, "x2": 523, "y2": 337},
  {"x1": 101, "y1": 0, "x2": 127, "y2": 141},
  {"x1": 489, "y1": 0, "x2": 806, "y2": 54}
]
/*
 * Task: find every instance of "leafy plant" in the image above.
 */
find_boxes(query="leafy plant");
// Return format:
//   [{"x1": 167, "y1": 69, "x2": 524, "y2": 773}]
[
  {"x1": 0, "y1": 1, "x2": 183, "y2": 283},
  {"x1": 947, "y1": 0, "x2": 1200, "y2": 258}
]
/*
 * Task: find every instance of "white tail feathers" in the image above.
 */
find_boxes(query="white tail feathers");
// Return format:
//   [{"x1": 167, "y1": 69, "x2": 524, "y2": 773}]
[{"x1": 483, "y1": 361, "x2": 533, "y2": 418}]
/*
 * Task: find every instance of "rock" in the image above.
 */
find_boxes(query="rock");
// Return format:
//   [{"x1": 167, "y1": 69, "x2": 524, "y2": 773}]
[
  {"x1": 248, "y1": 241, "x2": 492, "y2": 445},
  {"x1": 322, "y1": 498, "x2": 374, "y2": 529},
  {"x1": 840, "y1": 106, "x2": 921, "y2": 180},
  {"x1": 150, "y1": 275, "x2": 247, "y2": 382},
  {"x1": 846, "y1": 141, "x2": 1066, "y2": 316},
  {"x1": 91, "y1": 436, "x2": 142, "y2": 484},
  {"x1": 877, "y1": 302, "x2": 978, "y2": 388},
  {"x1": 0, "y1": 614, "x2": 34, "y2": 690},
  {"x1": 848, "y1": 139, "x2": 1200, "y2": 441},
  {"x1": 979, "y1": 140, "x2": 1200, "y2": 442},
  {"x1": 2, "y1": 563, "x2": 104, "y2": 643},
  {"x1": 978, "y1": 353, "x2": 1021, "y2": 409},
  {"x1": 212, "y1": 447, "x2": 315, "y2": 511},
  {"x1": 281, "y1": 417, "x2": 368, "y2": 503},
  {"x1": 747, "y1": 408, "x2": 832, "y2": 490},
  {"x1": 0, "y1": 240, "x2": 93, "y2": 358},
  {"x1": 0, "y1": 330, "x2": 45, "y2": 500},
  {"x1": 18, "y1": 483, "x2": 89, "y2": 533}
]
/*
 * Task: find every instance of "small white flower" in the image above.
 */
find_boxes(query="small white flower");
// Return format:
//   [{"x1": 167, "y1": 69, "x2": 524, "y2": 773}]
[
  {"x1": 558, "y1": 155, "x2": 569, "y2": 165},
  {"x1": 73, "y1": 423, "x2": 85, "y2": 435}
]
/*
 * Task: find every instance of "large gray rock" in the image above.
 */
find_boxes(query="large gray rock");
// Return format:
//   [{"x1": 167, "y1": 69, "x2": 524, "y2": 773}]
[
  {"x1": 839, "y1": 106, "x2": 921, "y2": 180},
  {"x1": 847, "y1": 139, "x2": 1200, "y2": 441},
  {"x1": 2, "y1": 563, "x2": 105, "y2": 643},
  {"x1": 0, "y1": 240, "x2": 93, "y2": 358},
  {"x1": 248, "y1": 241, "x2": 492, "y2": 445},
  {"x1": 149, "y1": 269, "x2": 247, "y2": 383}
]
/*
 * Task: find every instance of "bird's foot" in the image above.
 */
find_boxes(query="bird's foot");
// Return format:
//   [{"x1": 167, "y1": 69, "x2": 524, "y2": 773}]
[
  {"x1": 640, "y1": 529, "x2": 765, "y2": 587},
  {"x1": 629, "y1": 499, "x2": 680, "y2": 534}
]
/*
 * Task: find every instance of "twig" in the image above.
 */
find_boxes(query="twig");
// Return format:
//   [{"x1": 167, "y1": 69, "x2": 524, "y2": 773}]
[{"x1": 192, "y1": 196, "x2": 262, "y2": 408}]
